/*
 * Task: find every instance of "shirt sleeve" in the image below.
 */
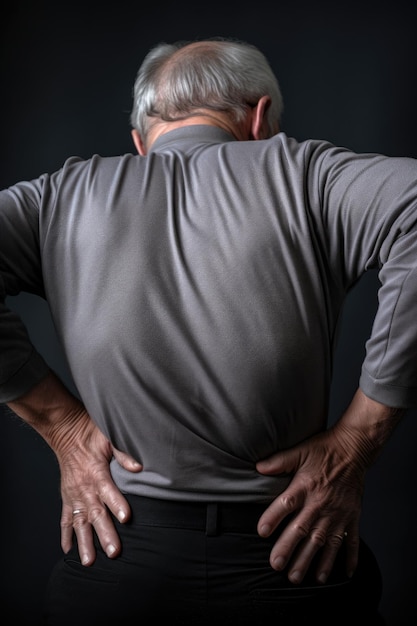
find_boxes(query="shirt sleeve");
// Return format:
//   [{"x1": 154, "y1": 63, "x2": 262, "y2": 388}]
[
  {"x1": 312, "y1": 144, "x2": 417, "y2": 407},
  {"x1": 0, "y1": 178, "x2": 50, "y2": 402}
]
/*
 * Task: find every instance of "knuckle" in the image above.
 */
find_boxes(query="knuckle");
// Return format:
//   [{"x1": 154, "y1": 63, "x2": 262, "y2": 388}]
[
  {"x1": 309, "y1": 529, "x2": 327, "y2": 548},
  {"x1": 291, "y1": 521, "x2": 310, "y2": 540},
  {"x1": 72, "y1": 515, "x2": 87, "y2": 527},
  {"x1": 97, "y1": 480, "x2": 111, "y2": 499},
  {"x1": 328, "y1": 534, "x2": 345, "y2": 547},
  {"x1": 279, "y1": 493, "x2": 298, "y2": 511},
  {"x1": 88, "y1": 505, "x2": 106, "y2": 524},
  {"x1": 60, "y1": 518, "x2": 73, "y2": 529}
]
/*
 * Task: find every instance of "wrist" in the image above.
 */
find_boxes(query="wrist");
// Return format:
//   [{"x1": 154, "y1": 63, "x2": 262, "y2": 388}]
[
  {"x1": 7, "y1": 370, "x2": 86, "y2": 448},
  {"x1": 333, "y1": 388, "x2": 404, "y2": 469}
]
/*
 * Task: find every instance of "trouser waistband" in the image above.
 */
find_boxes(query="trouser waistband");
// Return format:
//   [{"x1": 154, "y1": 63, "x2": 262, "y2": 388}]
[{"x1": 125, "y1": 495, "x2": 271, "y2": 537}]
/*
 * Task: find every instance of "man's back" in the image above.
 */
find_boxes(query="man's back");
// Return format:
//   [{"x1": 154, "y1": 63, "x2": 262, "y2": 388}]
[{"x1": 3, "y1": 124, "x2": 416, "y2": 500}]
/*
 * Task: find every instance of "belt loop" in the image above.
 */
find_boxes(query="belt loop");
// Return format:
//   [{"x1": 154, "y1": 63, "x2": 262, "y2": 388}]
[{"x1": 205, "y1": 503, "x2": 219, "y2": 536}]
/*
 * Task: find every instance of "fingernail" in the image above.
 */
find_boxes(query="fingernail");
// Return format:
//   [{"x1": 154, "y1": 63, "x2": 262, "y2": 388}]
[
  {"x1": 289, "y1": 570, "x2": 301, "y2": 584},
  {"x1": 106, "y1": 544, "x2": 117, "y2": 557},
  {"x1": 272, "y1": 556, "x2": 285, "y2": 570},
  {"x1": 118, "y1": 510, "x2": 127, "y2": 522},
  {"x1": 259, "y1": 524, "x2": 271, "y2": 537},
  {"x1": 81, "y1": 554, "x2": 90, "y2": 566},
  {"x1": 318, "y1": 571, "x2": 328, "y2": 584}
]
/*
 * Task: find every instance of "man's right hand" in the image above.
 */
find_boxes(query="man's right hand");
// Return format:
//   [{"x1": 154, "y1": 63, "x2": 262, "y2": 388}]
[
  {"x1": 7, "y1": 370, "x2": 142, "y2": 566},
  {"x1": 58, "y1": 415, "x2": 142, "y2": 565}
]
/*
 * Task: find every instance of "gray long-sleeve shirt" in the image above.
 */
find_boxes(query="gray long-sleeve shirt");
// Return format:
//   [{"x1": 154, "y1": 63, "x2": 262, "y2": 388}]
[{"x1": 1, "y1": 126, "x2": 417, "y2": 501}]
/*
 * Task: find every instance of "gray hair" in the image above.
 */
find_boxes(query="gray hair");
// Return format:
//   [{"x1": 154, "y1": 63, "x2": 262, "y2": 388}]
[{"x1": 130, "y1": 38, "x2": 284, "y2": 141}]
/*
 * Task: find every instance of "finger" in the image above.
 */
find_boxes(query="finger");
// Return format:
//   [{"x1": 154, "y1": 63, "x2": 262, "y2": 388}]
[
  {"x1": 267, "y1": 513, "x2": 317, "y2": 572},
  {"x1": 289, "y1": 527, "x2": 359, "y2": 585},
  {"x1": 257, "y1": 489, "x2": 302, "y2": 537},
  {"x1": 285, "y1": 524, "x2": 349, "y2": 584},
  {"x1": 336, "y1": 523, "x2": 360, "y2": 579},
  {"x1": 256, "y1": 446, "x2": 300, "y2": 475},
  {"x1": 313, "y1": 530, "x2": 350, "y2": 584},
  {"x1": 71, "y1": 507, "x2": 102, "y2": 566},
  {"x1": 96, "y1": 476, "x2": 132, "y2": 525},
  {"x1": 286, "y1": 529, "x2": 327, "y2": 584},
  {"x1": 85, "y1": 476, "x2": 133, "y2": 557},
  {"x1": 72, "y1": 504, "x2": 121, "y2": 566},
  {"x1": 344, "y1": 528, "x2": 360, "y2": 578},
  {"x1": 61, "y1": 503, "x2": 76, "y2": 554},
  {"x1": 112, "y1": 447, "x2": 143, "y2": 472}
]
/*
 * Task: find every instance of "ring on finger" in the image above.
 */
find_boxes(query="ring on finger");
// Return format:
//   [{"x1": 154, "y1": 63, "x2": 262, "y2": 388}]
[{"x1": 334, "y1": 531, "x2": 348, "y2": 541}]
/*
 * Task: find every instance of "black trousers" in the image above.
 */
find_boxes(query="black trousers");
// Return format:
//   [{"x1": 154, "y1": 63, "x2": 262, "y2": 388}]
[{"x1": 42, "y1": 495, "x2": 385, "y2": 625}]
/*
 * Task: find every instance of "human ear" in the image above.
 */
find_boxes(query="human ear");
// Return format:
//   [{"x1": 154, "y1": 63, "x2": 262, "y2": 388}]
[
  {"x1": 250, "y1": 96, "x2": 276, "y2": 140},
  {"x1": 131, "y1": 129, "x2": 147, "y2": 155}
]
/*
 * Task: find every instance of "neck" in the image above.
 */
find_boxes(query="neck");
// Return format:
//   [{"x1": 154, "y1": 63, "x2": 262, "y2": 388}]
[{"x1": 146, "y1": 110, "x2": 251, "y2": 149}]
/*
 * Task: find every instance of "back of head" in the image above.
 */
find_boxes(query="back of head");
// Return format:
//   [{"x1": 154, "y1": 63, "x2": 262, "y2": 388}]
[{"x1": 131, "y1": 38, "x2": 283, "y2": 141}]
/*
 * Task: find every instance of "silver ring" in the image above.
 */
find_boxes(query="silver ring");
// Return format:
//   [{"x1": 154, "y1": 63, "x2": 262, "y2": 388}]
[{"x1": 72, "y1": 509, "x2": 82, "y2": 515}]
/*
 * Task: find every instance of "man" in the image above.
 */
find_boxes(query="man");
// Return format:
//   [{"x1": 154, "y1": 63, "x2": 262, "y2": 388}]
[{"x1": 1, "y1": 38, "x2": 416, "y2": 625}]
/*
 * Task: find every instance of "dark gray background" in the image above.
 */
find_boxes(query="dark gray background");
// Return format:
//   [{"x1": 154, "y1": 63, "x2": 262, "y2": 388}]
[{"x1": 1, "y1": 1, "x2": 416, "y2": 624}]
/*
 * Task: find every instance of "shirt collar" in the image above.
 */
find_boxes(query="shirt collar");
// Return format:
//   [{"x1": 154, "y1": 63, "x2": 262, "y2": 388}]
[{"x1": 148, "y1": 124, "x2": 237, "y2": 153}]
